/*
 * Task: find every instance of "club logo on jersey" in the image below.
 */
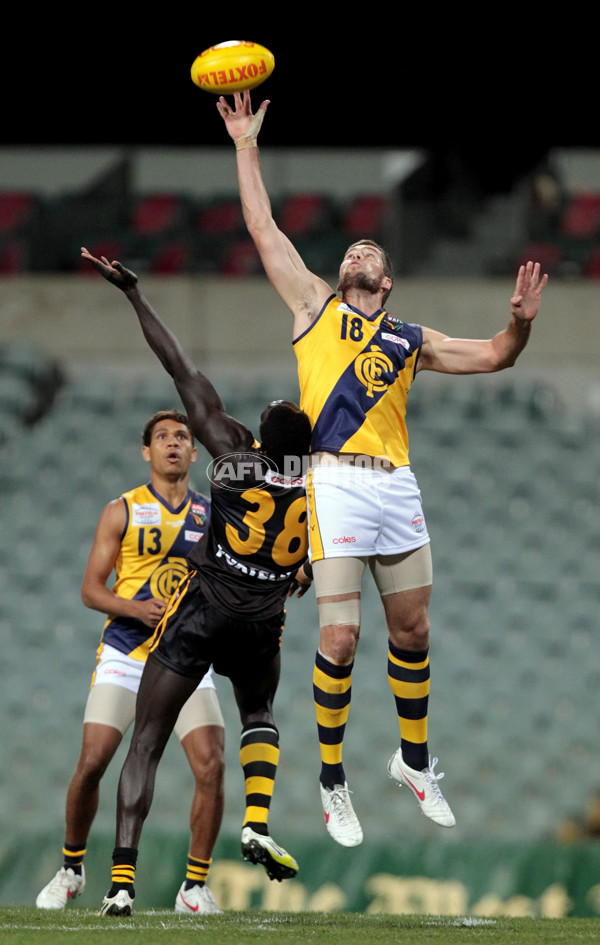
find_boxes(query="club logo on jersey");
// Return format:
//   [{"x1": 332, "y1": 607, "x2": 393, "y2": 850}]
[
  {"x1": 149, "y1": 560, "x2": 188, "y2": 600},
  {"x1": 132, "y1": 502, "x2": 161, "y2": 526},
  {"x1": 354, "y1": 345, "x2": 394, "y2": 398}
]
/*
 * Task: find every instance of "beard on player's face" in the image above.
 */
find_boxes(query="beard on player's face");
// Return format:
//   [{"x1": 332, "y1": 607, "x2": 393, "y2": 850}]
[{"x1": 338, "y1": 269, "x2": 382, "y2": 296}]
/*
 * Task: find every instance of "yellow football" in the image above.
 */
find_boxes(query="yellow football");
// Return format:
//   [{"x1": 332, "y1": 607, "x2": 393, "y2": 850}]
[{"x1": 191, "y1": 41, "x2": 275, "y2": 94}]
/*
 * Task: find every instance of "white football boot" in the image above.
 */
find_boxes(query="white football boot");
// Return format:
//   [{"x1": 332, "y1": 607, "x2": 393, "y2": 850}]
[
  {"x1": 36, "y1": 867, "x2": 86, "y2": 909},
  {"x1": 319, "y1": 781, "x2": 364, "y2": 847},
  {"x1": 388, "y1": 750, "x2": 456, "y2": 827}
]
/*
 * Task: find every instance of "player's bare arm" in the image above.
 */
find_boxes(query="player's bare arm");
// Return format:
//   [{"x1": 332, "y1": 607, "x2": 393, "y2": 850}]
[
  {"x1": 216, "y1": 92, "x2": 331, "y2": 337},
  {"x1": 81, "y1": 500, "x2": 166, "y2": 628},
  {"x1": 81, "y1": 248, "x2": 252, "y2": 458},
  {"x1": 418, "y1": 261, "x2": 548, "y2": 375}
]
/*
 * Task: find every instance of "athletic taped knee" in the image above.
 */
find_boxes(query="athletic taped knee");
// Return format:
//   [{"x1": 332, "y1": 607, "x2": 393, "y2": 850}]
[{"x1": 317, "y1": 597, "x2": 361, "y2": 630}]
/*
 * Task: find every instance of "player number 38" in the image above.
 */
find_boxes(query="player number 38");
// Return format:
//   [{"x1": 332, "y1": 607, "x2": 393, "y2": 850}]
[{"x1": 225, "y1": 491, "x2": 308, "y2": 567}]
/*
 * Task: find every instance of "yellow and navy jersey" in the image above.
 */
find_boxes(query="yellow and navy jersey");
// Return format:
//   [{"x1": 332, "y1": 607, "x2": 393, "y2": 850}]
[
  {"x1": 101, "y1": 483, "x2": 210, "y2": 660},
  {"x1": 189, "y1": 449, "x2": 308, "y2": 619},
  {"x1": 293, "y1": 294, "x2": 423, "y2": 467}
]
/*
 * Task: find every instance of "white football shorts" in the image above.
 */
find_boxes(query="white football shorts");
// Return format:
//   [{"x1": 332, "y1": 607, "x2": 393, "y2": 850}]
[
  {"x1": 306, "y1": 460, "x2": 430, "y2": 561},
  {"x1": 84, "y1": 643, "x2": 223, "y2": 738}
]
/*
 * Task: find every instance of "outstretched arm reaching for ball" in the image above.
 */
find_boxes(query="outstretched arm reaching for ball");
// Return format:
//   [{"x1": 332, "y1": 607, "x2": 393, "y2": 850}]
[
  {"x1": 80, "y1": 248, "x2": 253, "y2": 457},
  {"x1": 417, "y1": 260, "x2": 548, "y2": 375},
  {"x1": 217, "y1": 91, "x2": 332, "y2": 338}
]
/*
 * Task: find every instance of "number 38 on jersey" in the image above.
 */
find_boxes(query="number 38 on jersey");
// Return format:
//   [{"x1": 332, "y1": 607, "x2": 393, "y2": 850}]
[{"x1": 225, "y1": 488, "x2": 308, "y2": 571}]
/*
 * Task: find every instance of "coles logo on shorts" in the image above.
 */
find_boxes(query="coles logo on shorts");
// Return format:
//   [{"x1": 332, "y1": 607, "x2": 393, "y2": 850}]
[
  {"x1": 412, "y1": 511, "x2": 425, "y2": 533},
  {"x1": 132, "y1": 502, "x2": 161, "y2": 526},
  {"x1": 333, "y1": 535, "x2": 357, "y2": 544}
]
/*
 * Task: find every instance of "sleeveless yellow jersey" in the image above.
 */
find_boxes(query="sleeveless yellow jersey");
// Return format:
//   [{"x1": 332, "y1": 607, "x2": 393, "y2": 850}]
[
  {"x1": 101, "y1": 483, "x2": 210, "y2": 660},
  {"x1": 293, "y1": 295, "x2": 423, "y2": 467}
]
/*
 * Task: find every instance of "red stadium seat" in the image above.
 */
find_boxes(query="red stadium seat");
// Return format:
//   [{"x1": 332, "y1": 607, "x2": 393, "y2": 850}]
[
  {"x1": 276, "y1": 193, "x2": 334, "y2": 237},
  {"x1": 583, "y1": 245, "x2": 600, "y2": 278},
  {"x1": 196, "y1": 198, "x2": 244, "y2": 236},
  {"x1": 130, "y1": 194, "x2": 187, "y2": 237},
  {"x1": 0, "y1": 191, "x2": 37, "y2": 234},
  {"x1": 342, "y1": 194, "x2": 388, "y2": 238},
  {"x1": 559, "y1": 192, "x2": 600, "y2": 239},
  {"x1": 514, "y1": 243, "x2": 564, "y2": 275},
  {"x1": 219, "y1": 239, "x2": 262, "y2": 276},
  {"x1": 77, "y1": 241, "x2": 126, "y2": 275},
  {"x1": 0, "y1": 239, "x2": 26, "y2": 273},
  {"x1": 149, "y1": 241, "x2": 191, "y2": 274}
]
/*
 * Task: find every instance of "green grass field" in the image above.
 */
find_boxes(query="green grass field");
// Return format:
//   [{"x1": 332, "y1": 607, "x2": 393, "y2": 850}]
[{"x1": 1, "y1": 908, "x2": 600, "y2": 945}]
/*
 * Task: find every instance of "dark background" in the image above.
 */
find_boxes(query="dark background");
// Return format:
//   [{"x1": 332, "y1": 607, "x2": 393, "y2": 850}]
[{"x1": 8, "y1": 22, "x2": 597, "y2": 195}]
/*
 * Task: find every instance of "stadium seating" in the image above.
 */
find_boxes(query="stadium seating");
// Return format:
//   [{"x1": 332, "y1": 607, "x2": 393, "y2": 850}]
[
  {"x1": 0, "y1": 191, "x2": 38, "y2": 234},
  {"x1": 1, "y1": 369, "x2": 599, "y2": 851},
  {"x1": 275, "y1": 193, "x2": 337, "y2": 238},
  {"x1": 147, "y1": 240, "x2": 193, "y2": 274},
  {"x1": 218, "y1": 239, "x2": 263, "y2": 277},
  {"x1": 341, "y1": 194, "x2": 388, "y2": 240},
  {"x1": 129, "y1": 194, "x2": 190, "y2": 239},
  {"x1": 559, "y1": 191, "x2": 600, "y2": 239}
]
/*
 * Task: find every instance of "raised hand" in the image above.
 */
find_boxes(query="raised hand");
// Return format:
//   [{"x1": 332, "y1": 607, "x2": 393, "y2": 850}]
[
  {"x1": 80, "y1": 247, "x2": 138, "y2": 292},
  {"x1": 216, "y1": 90, "x2": 269, "y2": 147},
  {"x1": 510, "y1": 260, "x2": 548, "y2": 323}
]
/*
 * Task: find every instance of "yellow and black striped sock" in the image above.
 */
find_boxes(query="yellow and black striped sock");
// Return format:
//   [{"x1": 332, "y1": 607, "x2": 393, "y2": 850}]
[
  {"x1": 313, "y1": 651, "x2": 353, "y2": 790},
  {"x1": 107, "y1": 847, "x2": 137, "y2": 897},
  {"x1": 183, "y1": 855, "x2": 211, "y2": 890},
  {"x1": 388, "y1": 641, "x2": 430, "y2": 771},
  {"x1": 62, "y1": 843, "x2": 86, "y2": 876},
  {"x1": 240, "y1": 722, "x2": 279, "y2": 836}
]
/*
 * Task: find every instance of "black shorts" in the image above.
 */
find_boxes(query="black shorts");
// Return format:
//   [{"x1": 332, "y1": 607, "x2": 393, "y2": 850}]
[{"x1": 149, "y1": 570, "x2": 284, "y2": 681}]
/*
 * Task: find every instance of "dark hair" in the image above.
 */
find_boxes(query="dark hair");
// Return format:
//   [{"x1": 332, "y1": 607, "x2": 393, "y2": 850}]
[
  {"x1": 259, "y1": 400, "x2": 312, "y2": 473},
  {"x1": 142, "y1": 409, "x2": 193, "y2": 446},
  {"x1": 345, "y1": 239, "x2": 394, "y2": 306}
]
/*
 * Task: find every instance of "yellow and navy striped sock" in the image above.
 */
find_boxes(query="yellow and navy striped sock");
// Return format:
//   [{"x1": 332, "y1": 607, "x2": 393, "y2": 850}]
[
  {"x1": 62, "y1": 843, "x2": 86, "y2": 876},
  {"x1": 183, "y1": 855, "x2": 211, "y2": 890},
  {"x1": 107, "y1": 847, "x2": 137, "y2": 897},
  {"x1": 388, "y1": 641, "x2": 430, "y2": 771},
  {"x1": 313, "y1": 651, "x2": 353, "y2": 790},
  {"x1": 240, "y1": 722, "x2": 279, "y2": 836}
]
